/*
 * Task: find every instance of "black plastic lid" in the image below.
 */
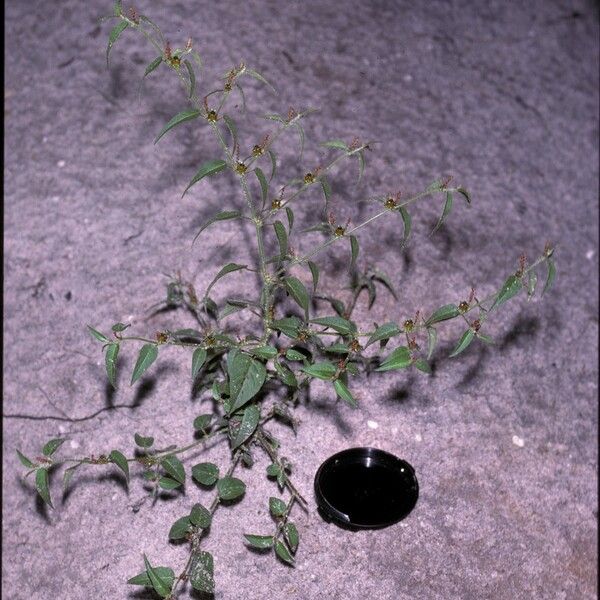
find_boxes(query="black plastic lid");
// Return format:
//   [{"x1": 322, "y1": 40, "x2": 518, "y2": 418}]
[{"x1": 314, "y1": 447, "x2": 418, "y2": 530}]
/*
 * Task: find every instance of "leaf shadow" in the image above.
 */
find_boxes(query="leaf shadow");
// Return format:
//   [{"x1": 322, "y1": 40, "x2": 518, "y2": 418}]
[
  {"x1": 306, "y1": 395, "x2": 353, "y2": 436},
  {"x1": 62, "y1": 472, "x2": 128, "y2": 506},
  {"x1": 16, "y1": 476, "x2": 51, "y2": 523}
]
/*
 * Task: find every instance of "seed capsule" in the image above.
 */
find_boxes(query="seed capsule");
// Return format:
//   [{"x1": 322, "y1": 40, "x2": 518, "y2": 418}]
[
  {"x1": 252, "y1": 144, "x2": 264, "y2": 157},
  {"x1": 403, "y1": 319, "x2": 414, "y2": 332},
  {"x1": 458, "y1": 301, "x2": 469, "y2": 313},
  {"x1": 206, "y1": 110, "x2": 218, "y2": 122},
  {"x1": 304, "y1": 172, "x2": 315, "y2": 185},
  {"x1": 235, "y1": 162, "x2": 247, "y2": 175},
  {"x1": 384, "y1": 197, "x2": 397, "y2": 209},
  {"x1": 271, "y1": 199, "x2": 281, "y2": 210},
  {"x1": 334, "y1": 226, "x2": 345, "y2": 237}
]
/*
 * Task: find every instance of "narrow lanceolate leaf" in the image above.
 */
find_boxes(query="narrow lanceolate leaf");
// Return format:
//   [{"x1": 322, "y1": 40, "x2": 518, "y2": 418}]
[
  {"x1": 184, "y1": 59, "x2": 196, "y2": 98},
  {"x1": 527, "y1": 270, "x2": 538, "y2": 301},
  {"x1": 42, "y1": 438, "x2": 66, "y2": 457},
  {"x1": 284, "y1": 277, "x2": 310, "y2": 319},
  {"x1": 449, "y1": 329, "x2": 475, "y2": 358},
  {"x1": 189, "y1": 550, "x2": 214, "y2": 594},
  {"x1": 144, "y1": 56, "x2": 162, "y2": 77},
  {"x1": 425, "y1": 304, "x2": 460, "y2": 325},
  {"x1": 267, "y1": 149, "x2": 277, "y2": 181},
  {"x1": 271, "y1": 316, "x2": 302, "y2": 339},
  {"x1": 244, "y1": 534, "x2": 274, "y2": 549},
  {"x1": 206, "y1": 263, "x2": 247, "y2": 297},
  {"x1": 35, "y1": 468, "x2": 52, "y2": 508},
  {"x1": 349, "y1": 235, "x2": 359, "y2": 270},
  {"x1": 109, "y1": 450, "x2": 129, "y2": 483},
  {"x1": 231, "y1": 404, "x2": 260, "y2": 449},
  {"x1": 16, "y1": 450, "x2": 35, "y2": 468},
  {"x1": 308, "y1": 261, "x2": 319, "y2": 292},
  {"x1": 284, "y1": 522, "x2": 299, "y2": 553},
  {"x1": 301, "y1": 361, "x2": 337, "y2": 380},
  {"x1": 311, "y1": 316, "x2": 356, "y2": 336},
  {"x1": 128, "y1": 567, "x2": 175, "y2": 590},
  {"x1": 269, "y1": 496, "x2": 287, "y2": 517},
  {"x1": 356, "y1": 150, "x2": 365, "y2": 184},
  {"x1": 274, "y1": 221, "x2": 288, "y2": 260},
  {"x1": 285, "y1": 207, "x2": 294, "y2": 231},
  {"x1": 366, "y1": 322, "x2": 401, "y2": 347},
  {"x1": 227, "y1": 349, "x2": 267, "y2": 413},
  {"x1": 491, "y1": 275, "x2": 522, "y2": 310},
  {"x1": 254, "y1": 167, "x2": 268, "y2": 206},
  {"x1": 143, "y1": 555, "x2": 172, "y2": 599},
  {"x1": 413, "y1": 358, "x2": 432, "y2": 374},
  {"x1": 193, "y1": 210, "x2": 242, "y2": 244},
  {"x1": 320, "y1": 176, "x2": 332, "y2": 210},
  {"x1": 431, "y1": 191, "x2": 453, "y2": 234},
  {"x1": 168, "y1": 516, "x2": 192, "y2": 540},
  {"x1": 542, "y1": 258, "x2": 556, "y2": 296},
  {"x1": 161, "y1": 455, "x2": 185, "y2": 485},
  {"x1": 321, "y1": 140, "x2": 349, "y2": 151},
  {"x1": 191, "y1": 348, "x2": 207, "y2": 379},
  {"x1": 274, "y1": 539, "x2": 294, "y2": 565},
  {"x1": 182, "y1": 159, "x2": 228, "y2": 197},
  {"x1": 192, "y1": 462, "x2": 219, "y2": 486},
  {"x1": 154, "y1": 109, "x2": 201, "y2": 144},
  {"x1": 244, "y1": 68, "x2": 277, "y2": 94},
  {"x1": 105, "y1": 343, "x2": 119, "y2": 388},
  {"x1": 217, "y1": 476, "x2": 246, "y2": 501},
  {"x1": 399, "y1": 206, "x2": 411, "y2": 247},
  {"x1": 426, "y1": 327, "x2": 438, "y2": 360},
  {"x1": 88, "y1": 325, "x2": 109, "y2": 343},
  {"x1": 62, "y1": 465, "x2": 78, "y2": 492},
  {"x1": 131, "y1": 344, "x2": 158, "y2": 385},
  {"x1": 293, "y1": 122, "x2": 305, "y2": 157},
  {"x1": 376, "y1": 346, "x2": 412, "y2": 371},
  {"x1": 333, "y1": 379, "x2": 357, "y2": 408},
  {"x1": 190, "y1": 503, "x2": 212, "y2": 528},
  {"x1": 456, "y1": 186, "x2": 472, "y2": 204},
  {"x1": 107, "y1": 21, "x2": 128, "y2": 67}
]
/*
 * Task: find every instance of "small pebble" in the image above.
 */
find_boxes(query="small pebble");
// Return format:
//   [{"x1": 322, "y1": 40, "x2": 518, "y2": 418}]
[
  {"x1": 367, "y1": 420, "x2": 379, "y2": 429},
  {"x1": 391, "y1": 427, "x2": 398, "y2": 435},
  {"x1": 586, "y1": 249, "x2": 594, "y2": 260},
  {"x1": 70, "y1": 440, "x2": 80, "y2": 450},
  {"x1": 512, "y1": 435, "x2": 525, "y2": 447},
  {"x1": 58, "y1": 425, "x2": 66, "y2": 434},
  {"x1": 57, "y1": 160, "x2": 66, "y2": 168},
  {"x1": 415, "y1": 433, "x2": 422, "y2": 442},
  {"x1": 403, "y1": 74, "x2": 413, "y2": 82}
]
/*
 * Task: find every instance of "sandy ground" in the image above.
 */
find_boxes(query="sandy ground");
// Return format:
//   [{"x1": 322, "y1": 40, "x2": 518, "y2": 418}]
[{"x1": 3, "y1": 1, "x2": 598, "y2": 598}]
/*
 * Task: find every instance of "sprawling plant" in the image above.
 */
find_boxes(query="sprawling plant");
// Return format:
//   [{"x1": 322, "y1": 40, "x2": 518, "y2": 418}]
[{"x1": 17, "y1": 3, "x2": 557, "y2": 598}]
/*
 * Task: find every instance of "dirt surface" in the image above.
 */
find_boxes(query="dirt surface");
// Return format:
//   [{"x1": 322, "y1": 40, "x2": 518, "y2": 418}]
[{"x1": 3, "y1": 1, "x2": 598, "y2": 599}]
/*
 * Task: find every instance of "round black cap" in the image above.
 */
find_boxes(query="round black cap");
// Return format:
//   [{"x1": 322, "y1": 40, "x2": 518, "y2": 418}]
[{"x1": 314, "y1": 447, "x2": 418, "y2": 530}]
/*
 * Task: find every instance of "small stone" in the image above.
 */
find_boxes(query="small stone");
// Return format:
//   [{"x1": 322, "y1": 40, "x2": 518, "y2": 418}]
[
  {"x1": 512, "y1": 435, "x2": 525, "y2": 447},
  {"x1": 367, "y1": 420, "x2": 379, "y2": 429},
  {"x1": 57, "y1": 160, "x2": 66, "y2": 168},
  {"x1": 415, "y1": 433, "x2": 422, "y2": 442},
  {"x1": 586, "y1": 249, "x2": 594, "y2": 260},
  {"x1": 70, "y1": 440, "x2": 80, "y2": 449}
]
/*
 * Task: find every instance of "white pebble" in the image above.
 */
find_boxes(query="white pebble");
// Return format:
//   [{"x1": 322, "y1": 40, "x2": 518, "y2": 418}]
[
  {"x1": 57, "y1": 160, "x2": 66, "y2": 168},
  {"x1": 70, "y1": 439, "x2": 80, "y2": 449},
  {"x1": 415, "y1": 433, "x2": 422, "y2": 442},
  {"x1": 58, "y1": 425, "x2": 66, "y2": 434},
  {"x1": 586, "y1": 249, "x2": 594, "y2": 260},
  {"x1": 512, "y1": 435, "x2": 525, "y2": 447},
  {"x1": 403, "y1": 74, "x2": 413, "y2": 82},
  {"x1": 42, "y1": 136, "x2": 48, "y2": 143},
  {"x1": 367, "y1": 420, "x2": 379, "y2": 429},
  {"x1": 391, "y1": 427, "x2": 398, "y2": 435}
]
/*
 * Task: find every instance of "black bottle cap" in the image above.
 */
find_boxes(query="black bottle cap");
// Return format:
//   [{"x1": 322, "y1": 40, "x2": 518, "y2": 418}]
[{"x1": 314, "y1": 447, "x2": 418, "y2": 530}]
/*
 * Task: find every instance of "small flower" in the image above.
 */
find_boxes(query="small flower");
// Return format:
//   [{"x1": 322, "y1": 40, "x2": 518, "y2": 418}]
[
  {"x1": 458, "y1": 301, "x2": 470, "y2": 314},
  {"x1": 206, "y1": 110, "x2": 218, "y2": 122},
  {"x1": 235, "y1": 162, "x2": 247, "y2": 175},
  {"x1": 303, "y1": 172, "x2": 315, "y2": 185},
  {"x1": 334, "y1": 226, "x2": 345, "y2": 237}
]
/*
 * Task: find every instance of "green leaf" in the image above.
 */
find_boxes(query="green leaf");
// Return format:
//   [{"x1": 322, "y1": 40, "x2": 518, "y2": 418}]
[
  {"x1": 105, "y1": 343, "x2": 119, "y2": 389},
  {"x1": 307, "y1": 261, "x2": 319, "y2": 292},
  {"x1": 284, "y1": 522, "x2": 299, "y2": 553},
  {"x1": 250, "y1": 345, "x2": 278, "y2": 359},
  {"x1": 244, "y1": 67, "x2": 277, "y2": 93},
  {"x1": 206, "y1": 263, "x2": 247, "y2": 297},
  {"x1": 161, "y1": 455, "x2": 185, "y2": 485},
  {"x1": 425, "y1": 304, "x2": 460, "y2": 325},
  {"x1": 189, "y1": 550, "x2": 214, "y2": 594},
  {"x1": 128, "y1": 567, "x2": 175, "y2": 590},
  {"x1": 456, "y1": 186, "x2": 471, "y2": 204},
  {"x1": 542, "y1": 259, "x2": 556, "y2": 296},
  {"x1": 182, "y1": 159, "x2": 228, "y2": 197},
  {"x1": 491, "y1": 275, "x2": 522, "y2": 310},
  {"x1": 356, "y1": 150, "x2": 365, "y2": 184},
  {"x1": 192, "y1": 462, "x2": 219, "y2": 486},
  {"x1": 285, "y1": 348, "x2": 305, "y2": 361},
  {"x1": 254, "y1": 167, "x2": 268, "y2": 206},
  {"x1": 227, "y1": 349, "x2": 267, "y2": 414},
  {"x1": 109, "y1": 450, "x2": 129, "y2": 483},
  {"x1": 431, "y1": 191, "x2": 453, "y2": 234},
  {"x1": 144, "y1": 56, "x2": 162, "y2": 77},
  {"x1": 106, "y1": 21, "x2": 128, "y2": 67},
  {"x1": 376, "y1": 346, "x2": 412, "y2": 372},
  {"x1": 413, "y1": 358, "x2": 432, "y2": 374},
  {"x1": 274, "y1": 539, "x2": 294, "y2": 565},
  {"x1": 426, "y1": 327, "x2": 437, "y2": 360},
  {"x1": 323, "y1": 342, "x2": 350, "y2": 355},
  {"x1": 349, "y1": 235, "x2": 359, "y2": 270},
  {"x1": 301, "y1": 361, "x2": 337, "y2": 380},
  {"x1": 87, "y1": 325, "x2": 109, "y2": 343},
  {"x1": 191, "y1": 348, "x2": 208, "y2": 379},
  {"x1": 189, "y1": 503, "x2": 212, "y2": 528},
  {"x1": 217, "y1": 476, "x2": 246, "y2": 501},
  {"x1": 193, "y1": 210, "x2": 242, "y2": 244},
  {"x1": 284, "y1": 277, "x2": 310, "y2": 319},
  {"x1": 311, "y1": 316, "x2": 356, "y2": 336},
  {"x1": 371, "y1": 269, "x2": 398, "y2": 299},
  {"x1": 134, "y1": 433, "x2": 154, "y2": 448},
  {"x1": 42, "y1": 438, "x2": 65, "y2": 457},
  {"x1": 143, "y1": 555, "x2": 172, "y2": 599},
  {"x1": 16, "y1": 450, "x2": 35, "y2": 468},
  {"x1": 271, "y1": 317, "x2": 302, "y2": 339},
  {"x1": 231, "y1": 404, "x2": 260, "y2": 449},
  {"x1": 35, "y1": 468, "x2": 52, "y2": 508},
  {"x1": 62, "y1": 465, "x2": 78, "y2": 492},
  {"x1": 193, "y1": 414, "x2": 213, "y2": 432},
  {"x1": 131, "y1": 343, "x2": 158, "y2": 385},
  {"x1": 320, "y1": 176, "x2": 332, "y2": 210},
  {"x1": 184, "y1": 59, "x2": 196, "y2": 98},
  {"x1": 449, "y1": 329, "x2": 475, "y2": 357},
  {"x1": 366, "y1": 322, "x2": 401, "y2": 347},
  {"x1": 267, "y1": 149, "x2": 277, "y2": 181},
  {"x1": 527, "y1": 270, "x2": 538, "y2": 300},
  {"x1": 293, "y1": 122, "x2": 305, "y2": 157},
  {"x1": 269, "y1": 496, "x2": 287, "y2": 517},
  {"x1": 154, "y1": 109, "x2": 201, "y2": 144},
  {"x1": 222, "y1": 114, "x2": 238, "y2": 150},
  {"x1": 285, "y1": 207, "x2": 294, "y2": 231},
  {"x1": 274, "y1": 220, "x2": 288, "y2": 260},
  {"x1": 399, "y1": 206, "x2": 411, "y2": 247},
  {"x1": 274, "y1": 360, "x2": 298, "y2": 387},
  {"x1": 266, "y1": 463, "x2": 281, "y2": 477},
  {"x1": 333, "y1": 379, "x2": 357, "y2": 408},
  {"x1": 158, "y1": 476, "x2": 181, "y2": 490},
  {"x1": 476, "y1": 333, "x2": 495, "y2": 345},
  {"x1": 244, "y1": 534, "x2": 274, "y2": 549},
  {"x1": 111, "y1": 322, "x2": 129, "y2": 332},
  {"x1": 321, "y1": 139, "x2": 349, "y2": 151},
  {"x1": 168, "y1": 516, "x2": 192, "y2": 540}
]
